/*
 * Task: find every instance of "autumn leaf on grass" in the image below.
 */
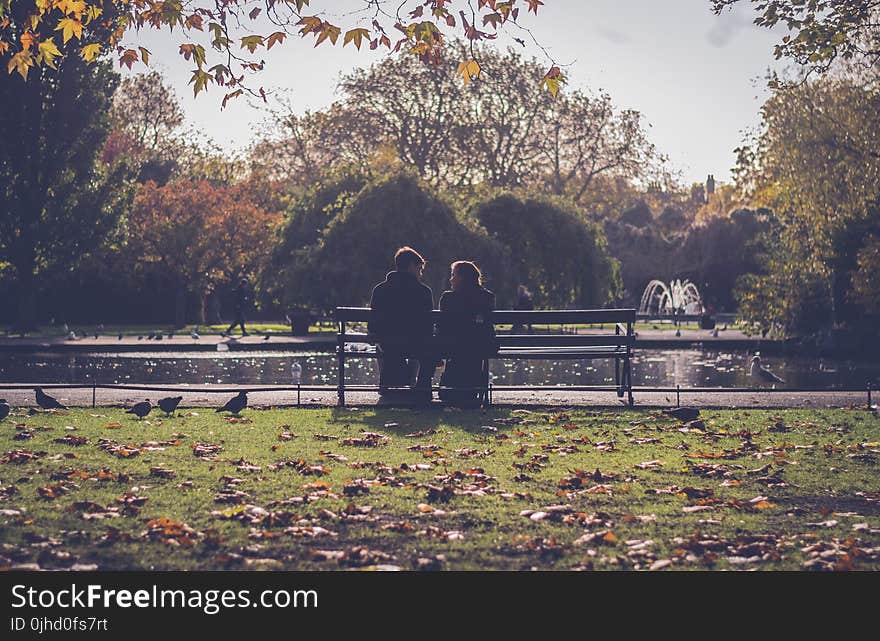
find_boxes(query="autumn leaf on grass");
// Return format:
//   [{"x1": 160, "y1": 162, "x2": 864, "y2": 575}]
[
  {"x1": 37, "y1": 482, "x2": 75, "y2": 500},
  {"x1": 2, "y1": 449, "x2": 46, "y2": 464},
  {"x1": 404, "y1": 428, "x2": 437, "y2": 438},
  {"x1": 144, "y1": 517, "x2": 202, "y2": 546},
  {"x1": 342, "y1": 432, "x2": 389, "y2": 447},
  {"x1": 150, "y1": 466, "x2": 175, "y2": 479},
  {"x1": 104, "y1": 422, "x2": 122, "y2": 429},
  {"x1": 192, "y1": 442, "x2": 222, "y2": 460},
  {"x1": 635, "y1": 460, "x2": 663, "y2": 469}
]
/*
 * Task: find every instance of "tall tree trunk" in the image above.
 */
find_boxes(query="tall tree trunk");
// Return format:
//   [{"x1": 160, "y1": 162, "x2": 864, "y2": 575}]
[
  {"x1": 12, "y1": 255, "x2": 38, "y2": 332},
  {"x1": 197, "y1": 292, "x2": 207, "y2": 325},
  {"x1": 174, "y1": 283, "x2": 187, "y2": 328}
]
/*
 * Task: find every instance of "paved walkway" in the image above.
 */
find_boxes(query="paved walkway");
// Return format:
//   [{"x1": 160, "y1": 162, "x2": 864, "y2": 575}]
[{"x1": 0, "y1": 385, "x2": 871, "y2": 410}]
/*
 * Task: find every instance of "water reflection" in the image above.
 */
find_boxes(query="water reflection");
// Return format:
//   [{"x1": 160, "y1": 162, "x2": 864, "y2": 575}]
[{"x1": 0, "y1": 349, "x2": 877, "y2": 389}]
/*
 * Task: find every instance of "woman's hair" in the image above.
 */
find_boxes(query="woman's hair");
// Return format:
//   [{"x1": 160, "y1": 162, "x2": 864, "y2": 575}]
[{"x1": 451, "y1": 260, "x2": 482, "y2": 287}]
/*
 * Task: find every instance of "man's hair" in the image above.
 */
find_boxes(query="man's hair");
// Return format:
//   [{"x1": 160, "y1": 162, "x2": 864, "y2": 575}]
[
  {"x1": 394, "y1": 246, "x2": 425, "y2": 271},
  {"x1": 451, "y1": 260, "x2": 482, "y2": 287}
]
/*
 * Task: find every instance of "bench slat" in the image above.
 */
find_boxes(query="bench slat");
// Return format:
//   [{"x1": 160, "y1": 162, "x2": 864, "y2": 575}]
[{"x1": 336, "y1": 307, "x2": 636, "y2": 325}]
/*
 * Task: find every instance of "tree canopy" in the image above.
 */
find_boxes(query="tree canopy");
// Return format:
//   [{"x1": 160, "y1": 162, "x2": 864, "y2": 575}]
[
  {"x1": 711, "y1": 0, "x2": 880, "y2": 81},
  {"x1": 0, "y1": 54, "x2": 129, "y2": 328}
]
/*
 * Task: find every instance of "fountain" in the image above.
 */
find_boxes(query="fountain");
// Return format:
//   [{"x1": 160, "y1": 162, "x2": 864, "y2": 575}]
[{"x1": 639, "y1": 279, "x2": 703, "y2": 315}]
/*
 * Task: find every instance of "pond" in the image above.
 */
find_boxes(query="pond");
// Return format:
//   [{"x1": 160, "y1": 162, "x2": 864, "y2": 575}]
[{"x1": 1, "y1": 348, "x2": 877, "y2": 389}]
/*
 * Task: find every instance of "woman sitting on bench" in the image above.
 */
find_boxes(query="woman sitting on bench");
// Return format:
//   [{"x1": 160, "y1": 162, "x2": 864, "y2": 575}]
[{"x1": 437, "y1": 260, "x2": 498, "y2": 407}]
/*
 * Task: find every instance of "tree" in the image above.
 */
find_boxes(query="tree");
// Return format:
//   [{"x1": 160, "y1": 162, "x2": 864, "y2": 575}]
[
  {"x1": 0, "y1": 53, "x2": 130, "y2": 328},
  {"x1": 732, "y1": 75, "x2": 880, "y2": 334},
  {"x1": 276, "y1": 173, "x2": 511, "y2": 312},
  {"x1": 105, "y1": 71, "x2": 185, "y2": 184},
  {"x1": 851, "y1": 235, "x2": 880, "y2": 315},
  {"x1": 534, "y1": 90, "x2": 657, "y2": 202},
  {"x1": 711, "y1": 0, "x2": 880, "y2": 80},
  {"x1": 338, "y1": 53, "x2": 469, "y2": 185},
  {"x1": 1, "y1": 0, "x2": 556, "y2": 102},
  {"x1": 474, "y1": 193, "x2": 621, "y2": 308},
  {"x1": 128, "y1": 179, "x2": 280, "y2": 326}
]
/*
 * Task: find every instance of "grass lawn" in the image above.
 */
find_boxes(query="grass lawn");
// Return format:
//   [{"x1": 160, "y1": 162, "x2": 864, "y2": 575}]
[{"x1": 1, "y1": 405, "x2": 877, "y2": 571}]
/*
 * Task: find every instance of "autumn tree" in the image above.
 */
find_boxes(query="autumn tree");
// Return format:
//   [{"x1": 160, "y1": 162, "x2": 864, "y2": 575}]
[
  {"x1": 128, "y1": 179, "x2": 280, "y2": 326},
  {"x1": 473, "y1": 193, "x2": 621, "y2": 308},
  {"x1": 0, "y1": 53, "x2": 130, "y2": 328},
  {"x1": 104, "y1": 70, "x2": 185, "y2": 183},
  {"x1": 711, "y1": 0, "x2": 880, "y2": 80},
  {"x1": 1, "y1": 0, "x2": 556, "y2": 103},
  {"x1": 733, "y1": 75, "x2": 880, "y2": 334},
  {"x1": 274, "y1": 173, "x2": 511, "y2": 312}
]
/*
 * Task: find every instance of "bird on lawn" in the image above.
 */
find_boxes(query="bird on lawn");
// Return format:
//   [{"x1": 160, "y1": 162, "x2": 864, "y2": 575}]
[
  {"x1": 662, "y1": 407, "x2": 700, "y2": 422},
  {"x1": 0, "y1": 399, "x2": 10, "y2": 421},
  {"x1": 158, "y1": 396, "x2": 183, "y2": 416},
  {"x1": 126, "y1": 399, "x2": 152, "y2": 419},
  {"x1": 216, "y1": 391, "x2": 248, "y2": 415},
  {"x1": 750, "y1": 355, "x2": 785, "y2": 386},
  {"x1": 35, "y1": 387, "x2": 68, "y2": 410}
]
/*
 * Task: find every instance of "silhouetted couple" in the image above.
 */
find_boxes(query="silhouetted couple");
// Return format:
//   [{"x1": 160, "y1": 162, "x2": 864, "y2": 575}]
[{"x1": 369, "y1": 247, "x2": 496, "y2": 406}]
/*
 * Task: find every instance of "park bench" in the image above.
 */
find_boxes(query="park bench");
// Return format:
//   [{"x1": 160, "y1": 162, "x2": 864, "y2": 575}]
[{"x1": 335, "y1": 307, "x2": 636, "y2": 406}]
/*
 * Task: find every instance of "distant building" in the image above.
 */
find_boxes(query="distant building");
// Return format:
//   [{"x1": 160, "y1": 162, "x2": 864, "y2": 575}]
[{"x1": 705, "y1": 174, "x2": 715, "y2": 201}]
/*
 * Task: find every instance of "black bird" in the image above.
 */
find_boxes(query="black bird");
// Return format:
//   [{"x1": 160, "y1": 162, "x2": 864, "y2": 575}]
[
  {"x1": 126, "y1": 399, "x2": 152, "y2": 419},
  {"x1": 118, "y1": 333, "x2": 124, "y2": 340},
  {"x1": 662, "y1": 407, "x2": 700, "y2": 422},
  {"x1": 216, "y1": 391, "x2": 248, "y2": 415},
  {"x1": 263, "y1": 334, "x2": 270, "y2": 341},
  {"x1": 0, "y1": 399, "x2": 10, "y2": 421},
  {"x1": 35, "y1": 387, "x2": 68, "y2": 410},
  {"x1": 158, "y1": 396, "x2": 183, "y2": 416}
]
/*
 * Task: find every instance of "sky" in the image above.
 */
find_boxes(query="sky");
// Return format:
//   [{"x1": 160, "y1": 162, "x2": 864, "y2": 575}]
[{"x1": 126, "y1": 0, "x2": 786, "y2": 185}]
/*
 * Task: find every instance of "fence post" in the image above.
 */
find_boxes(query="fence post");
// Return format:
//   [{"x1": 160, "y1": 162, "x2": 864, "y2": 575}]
[
  {"x1": 868, "y1": 382, "x2": 872, "y2": 408},
  {"x1": 92, "y1": 384, "x2": 96, "y2": 408},
  {"x1": 676, "y1": 384, "x2": 680, "y2": 408},
  {"x1": 297, "y1": 383, "x2": 301, "y2": 407}
]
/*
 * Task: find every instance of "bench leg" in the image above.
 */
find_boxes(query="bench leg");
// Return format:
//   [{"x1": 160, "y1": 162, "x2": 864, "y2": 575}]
[
  {"x1": 615, "y1": 357, "x2": 623, "y2": 398},
  {"x1": 484, "y1": 359, "x2": 491, "y2": 407},
  {"x1": 624, "y1": 357, "x2": 634, "y2": 407},
  {"x1": 336, "y1": 343, "x2": 345, "y2": 407}
]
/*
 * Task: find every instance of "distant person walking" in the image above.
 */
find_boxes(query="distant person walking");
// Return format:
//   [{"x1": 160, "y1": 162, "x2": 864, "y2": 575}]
[{"x1": 223, "y1": 277, "x2": 251, "y2": 337}]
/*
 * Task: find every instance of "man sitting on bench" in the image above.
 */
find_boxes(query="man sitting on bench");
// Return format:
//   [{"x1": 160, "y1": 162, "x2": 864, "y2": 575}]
[{"x1": 369, "y1": 246, "x2": 436, "y2": 402}]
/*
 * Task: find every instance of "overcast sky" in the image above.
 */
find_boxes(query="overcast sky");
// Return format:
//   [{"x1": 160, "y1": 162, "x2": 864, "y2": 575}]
[{"x1": 127, "y1": 0, "x2": 785, "y2": 185}]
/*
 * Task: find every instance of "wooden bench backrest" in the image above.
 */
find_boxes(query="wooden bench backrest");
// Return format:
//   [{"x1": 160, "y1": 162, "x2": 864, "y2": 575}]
[{"x1": 335, "y1": 307, "x2": 636, "y2": 325}]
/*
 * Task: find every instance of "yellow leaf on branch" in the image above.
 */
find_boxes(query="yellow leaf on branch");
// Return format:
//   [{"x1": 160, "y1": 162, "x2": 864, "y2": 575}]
[
  {"x1": 37, "y1": 37, "x2": 62, "y2": 68},
  {"x1": 7, "y1": 50, "x2": 33, "y2": 80},
  {"x1": 55, "y1": 17, "x2": 84, "y2": 44},
  {"x1": 343, "y1": 27, "x2": 369, "y2": 50},
  {"x1": 456, "y1": 59, "x2": 481, "y2": 83},
  {"x1": 80, "y1": 42, "x2": 101, "y2": 62}
]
